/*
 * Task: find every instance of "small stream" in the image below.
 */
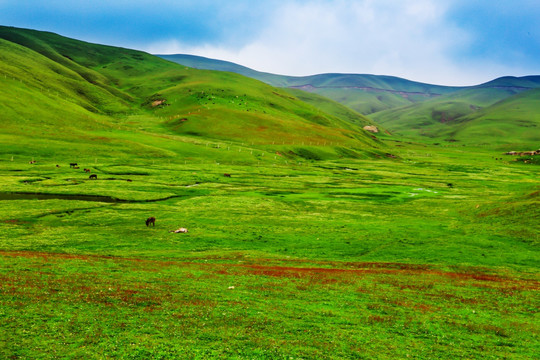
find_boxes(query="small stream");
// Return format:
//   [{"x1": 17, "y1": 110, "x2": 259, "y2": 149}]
[{"x1": 0, "y1": 192, "x2": 182, "y2": 203}]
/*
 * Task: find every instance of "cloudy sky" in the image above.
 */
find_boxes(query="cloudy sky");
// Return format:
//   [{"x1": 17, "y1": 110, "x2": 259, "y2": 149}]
[{"x1": 1, "y1": 0, "x2": 539, "y2": 85}]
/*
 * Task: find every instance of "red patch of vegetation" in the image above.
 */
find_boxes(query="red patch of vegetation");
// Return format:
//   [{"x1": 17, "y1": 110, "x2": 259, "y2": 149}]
[
  {"x1": 415, "y1": 303, "x2": 438, "y2": 312},
  {"x1": 1, "y1": 251, "x2": 537, "y2": 292},
  {"x1": 444, "y1": 271, "x2": 507, "y2": 282},
  {"x1": 344, "y1": 262, "x2": 432, "y2": 271},
  {"x1": 2, "y1": 219, "x2": 29, "y2": 224},
  {"x1": 527, "y1": 190, "x2": 539, "y2": 197}
]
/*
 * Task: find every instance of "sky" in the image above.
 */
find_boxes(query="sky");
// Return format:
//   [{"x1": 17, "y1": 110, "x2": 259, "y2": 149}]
[{"x1": 1, "y1": 0, "x2": 539, "y2": 86}]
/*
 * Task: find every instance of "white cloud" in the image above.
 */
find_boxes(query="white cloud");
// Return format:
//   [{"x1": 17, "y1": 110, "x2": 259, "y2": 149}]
[{"x1": 143, "y1": 0, "x2": 530, "y2": 85}]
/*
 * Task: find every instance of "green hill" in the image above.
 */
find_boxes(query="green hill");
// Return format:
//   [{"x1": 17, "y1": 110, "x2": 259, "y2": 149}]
[
  {"x1": 159, "y1": 54, "x2": 464, "y2": 114},
  {"x1": 283, "y1": 73, "x2": 463, "y2": 115},
  {"x1": 158, "y1": 54, "x2": 288, "y2": 86},
  {"x1": 371, "y1": 83, "x2": 540, "y2": 148},
  {"x1": 159, "y1": 55, "x2": 380, "y2": 127},
  {"x1": 160, "y1": 54, "x2": 540, "y2": 122},
  {"x1": 0, "y1": 26, "x2": 383, "y2": 162},
  {"x1": 447, "y1": 88, "x2": 540, "y2": 148}
]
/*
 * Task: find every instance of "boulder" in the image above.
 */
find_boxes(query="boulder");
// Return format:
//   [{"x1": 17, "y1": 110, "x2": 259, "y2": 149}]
[{"x1": 363, "y1": 125, "x2": 379, "y2": 133}]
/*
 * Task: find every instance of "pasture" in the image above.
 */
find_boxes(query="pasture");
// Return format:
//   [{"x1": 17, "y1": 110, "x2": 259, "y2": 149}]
[
  {"x1": 1, "y1": 25, "x2": 538, "y2": 359},
  {"x1": 0, "y1": 143, "x2": 538, "y2": 359}
]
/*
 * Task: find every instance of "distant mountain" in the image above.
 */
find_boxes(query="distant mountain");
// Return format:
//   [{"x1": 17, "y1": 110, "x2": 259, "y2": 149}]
[
  {"x1": 158, "y1": 54, "x2": 288, "y2": 86},
  {"x1": 159, "y1": 54, "x2": 540, "y2": 120},
  {"x1": 159, "y1": 54, "x2": 463, "y2": 114},
  {"x1": 0, "y1": 26, "x2": 382, "y2": 161},
  {"x1": 477, "y1": 76, "x2": 540, "y2": 89},
  {"x1": 159, "y1": 54, "x2": 540, "y2": 148}
]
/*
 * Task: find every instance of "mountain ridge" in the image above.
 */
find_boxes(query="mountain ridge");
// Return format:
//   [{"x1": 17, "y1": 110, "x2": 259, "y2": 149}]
[{"x1": 159, "y1": 54, "x2": 540, "y2": 116}]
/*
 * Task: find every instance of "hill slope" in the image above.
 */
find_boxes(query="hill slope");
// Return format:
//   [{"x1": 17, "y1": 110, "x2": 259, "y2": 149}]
[
  {"x1": 371, "y1": 80, "x2": 540, "y2": 147},
  {"x1": 0, "y1": 26, "x2": 382, "y2": 162},
  {"x1": 160, "y1": 54, "x2": 540, "y2": 124},
  {"x1": 447, "y1": 88, "x2": 540, "y2": 148},
  {"x1": 159, "y1": 54, "x2": 464, "y2": 114}
]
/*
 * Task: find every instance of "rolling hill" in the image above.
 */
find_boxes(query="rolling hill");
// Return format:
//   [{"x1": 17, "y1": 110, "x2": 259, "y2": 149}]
[
  {"x1": 445, "y1": 87, "x2": 540, "y2": 148},
  {"x1": 0, "y1": 26, "x2": 383, "y2": 162},
  {"x1": 371, "y1": 79, "x2": 540, "y2": 148},
  {"x1": 160, "y1": 54, "x2": 540, "y2": 135},
  {"x1": 161, "y1": 54, "x2": 540, "y2": 148},
  {"x1": 159, "y1": 54, "x2": 463, "y2": 114}
]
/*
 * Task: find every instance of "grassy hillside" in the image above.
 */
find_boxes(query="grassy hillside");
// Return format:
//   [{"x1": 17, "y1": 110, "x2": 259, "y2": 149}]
[
  {"x1": 447, "y1": 88, "x2": 540, "y2": 148},
  {"x1": 0, "y1": 26, "x2": 382, "y2": 163},
  {"x1": 160, "y1": 54, "x2": 540, "y2": 126},
  {"x1": 159, "y1": 54, "x2": 464, "y2": 114},
  {"x1": 372, "y1": 85, "x2": 540, "y2": 148}
]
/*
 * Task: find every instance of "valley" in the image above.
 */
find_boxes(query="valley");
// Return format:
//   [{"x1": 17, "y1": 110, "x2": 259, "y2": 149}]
[{"x1": 0, "y1": 26, "x2": 538, "y2": 359}]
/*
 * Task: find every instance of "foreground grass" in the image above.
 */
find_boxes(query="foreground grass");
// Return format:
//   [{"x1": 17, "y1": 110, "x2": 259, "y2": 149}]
[
  {"x1": 0, "y1": 145, "x2": 538, "y2": 359},
  {"x1": 1, "y1": 251, "x2": 537, "y2": 359}
]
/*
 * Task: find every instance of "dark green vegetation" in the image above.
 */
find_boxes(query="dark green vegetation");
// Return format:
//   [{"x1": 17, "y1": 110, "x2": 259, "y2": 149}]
[{"x1": 1, "y1": 26, "x2": 539, "y2": 359}]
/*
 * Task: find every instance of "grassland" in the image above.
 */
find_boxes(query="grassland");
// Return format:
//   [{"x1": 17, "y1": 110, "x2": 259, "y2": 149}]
[
  {"x1": 372, "y1": 85, "x2": 540, "y2": 149},
  {"x1": 0, "y1": 26, "x2": 538, "y2": 359},
  {"x1": 1, "y1": 143, "x2": 538, "y2": 359}
]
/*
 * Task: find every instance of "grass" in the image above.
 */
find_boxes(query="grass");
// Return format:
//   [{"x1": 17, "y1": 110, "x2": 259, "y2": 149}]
[
  {"x1": 0, "y1": 145, "x2": 538, "y2": 359},
  {"x1": 1, "y1": 250, "x2": 537, "y2": 359},
  {"x1": 0, "y1": 25, "x2": 538, "y2": 359},
  {"x1": 372, "y1": 87, "x2": 540, "y2": 148}
]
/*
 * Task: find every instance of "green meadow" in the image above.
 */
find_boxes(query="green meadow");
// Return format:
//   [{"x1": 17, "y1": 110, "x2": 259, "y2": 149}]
[
  {"x1": 1, "y1": 145, "x2": 538, "y2": 359},
  {"x1": 0, "y1": 26, "x2": 539, "y2": 359}
]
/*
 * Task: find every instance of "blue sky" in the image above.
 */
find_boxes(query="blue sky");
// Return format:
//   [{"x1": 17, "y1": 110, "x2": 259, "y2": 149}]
[{"x1": 1, "y1": 0, "x2": 538, "y2": 85}]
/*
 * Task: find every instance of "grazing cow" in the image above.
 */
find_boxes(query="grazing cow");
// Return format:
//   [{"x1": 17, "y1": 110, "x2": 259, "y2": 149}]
[
  {"x1": 84, "y1": 168, "x2": 91, "y2": 173},
  {"x1": 89, "y1": 174, "x2": 97, "y2": 180},
  {"x1": 29, "y1": 160, "x2": 36, "y2": 164},
  {"x1": 70, "y1": 163, "x2": 77, "y2": 168},
  {"x1": 146, "y1": 217, "x2": 156, "y2": 227},
  {"x1": 223, "y1": 173, "x2": 231, "y2": 178},
  {"x1": 56, "y1": 164, "x2": 60, "y2": 168}
]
